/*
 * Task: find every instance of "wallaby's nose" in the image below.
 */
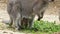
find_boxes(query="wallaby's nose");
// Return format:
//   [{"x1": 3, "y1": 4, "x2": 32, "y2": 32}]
[{"x1": 51, "y1": 0, "x2": 54, "y2": 2}]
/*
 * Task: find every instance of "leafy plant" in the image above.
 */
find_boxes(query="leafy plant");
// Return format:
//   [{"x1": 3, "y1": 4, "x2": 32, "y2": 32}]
[{"x1": 33, "y1": 20, "x2": 60, "y2": 32}]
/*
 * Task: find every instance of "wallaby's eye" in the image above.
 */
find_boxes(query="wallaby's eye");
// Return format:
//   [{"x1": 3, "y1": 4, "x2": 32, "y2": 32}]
[{"x1": 48, "y1": 0, "x2": 54, "y2": 2}]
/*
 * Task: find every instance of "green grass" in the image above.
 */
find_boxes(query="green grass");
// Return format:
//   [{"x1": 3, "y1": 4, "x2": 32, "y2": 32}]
[
  {"x1": 33, "y1": 20, "x2": 60, "y2": 32},
  {"x1": 23, "y1": 20, "x2": 60, "y2": 34},
  {"x1": 0, "y1": 20, "x2": 60, "y2": 34},
  {"x1": 19, "y1": 20, "x2": 60, "y2": 34}
]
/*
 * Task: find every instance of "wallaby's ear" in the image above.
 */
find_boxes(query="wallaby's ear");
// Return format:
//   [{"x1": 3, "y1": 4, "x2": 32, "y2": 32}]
[{"x1": 44, "y1": 0, "x2": 54, "y2": 2}]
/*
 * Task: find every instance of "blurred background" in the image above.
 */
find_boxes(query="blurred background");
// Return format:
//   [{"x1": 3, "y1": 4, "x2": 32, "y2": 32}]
[{"x1": 0, "y1": 0, "x2": 60, "y2": 34}]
